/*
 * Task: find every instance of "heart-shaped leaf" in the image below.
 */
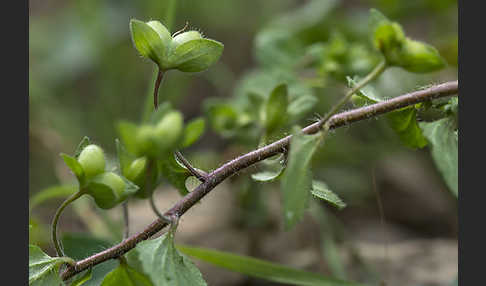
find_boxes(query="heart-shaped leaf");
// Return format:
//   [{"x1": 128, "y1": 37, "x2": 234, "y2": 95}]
[
  {"x1": 135, "y1": 233, "x2": 207, "y2": 286},
  {"x1": 100, "y1": 263, "x2": 153, "y2": 286},
  {"x1": 29, "y1": 244, "x2": 75, "y2": 286}
]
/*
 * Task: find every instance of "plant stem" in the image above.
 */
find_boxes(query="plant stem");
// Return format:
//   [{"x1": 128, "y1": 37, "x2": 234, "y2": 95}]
[
  {"x1": 175, "y1": 151, "x2": 208, "y2": 182},
  {"x1": 61, "y1": 80, "x2": 458, "y2": 280},
  {"x1": 122, "y1": 202, "x2": 129, "y2": 240},
  {"x1": 319, "y1": 60, "x2": 387, "y2": 133},
  {"x1": 153, "y1": 68, "x2": 164, "y2": 110},
  {"x1": 51, "y1": 190, "x2": 85, "y2": 257}
]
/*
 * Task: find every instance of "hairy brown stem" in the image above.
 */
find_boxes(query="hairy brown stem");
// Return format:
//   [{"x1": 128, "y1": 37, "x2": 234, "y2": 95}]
[
  {"x1": 175, "y1": 151, "x2": 208, "y2": 182},
  {"x1": 61, "y1": 80, "x2": 458, "y2": 280}
]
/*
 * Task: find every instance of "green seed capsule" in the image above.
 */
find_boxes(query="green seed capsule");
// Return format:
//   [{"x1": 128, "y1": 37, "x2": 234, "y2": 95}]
[
  {"x1": 136, "y1": 125, "x2": 158, "y2": 156},
  {"x1": 77, "y1": 144, "x2": 106, "y2": 179},
  {"x1": 87, "y1": 172, "x2": 127, "y2": 209},
  {"x1": 172, "y1": 31, "x2": 203, "y2": 47},
  {"x1": 154, "y1": 111, "x2": 184, "y2": 151},
  {"x1": 126, "y1": 157, "x2": 148, "y2": 183},
  {"x1": 397, "y1": 39, "x2": 446, "y2": 73}
]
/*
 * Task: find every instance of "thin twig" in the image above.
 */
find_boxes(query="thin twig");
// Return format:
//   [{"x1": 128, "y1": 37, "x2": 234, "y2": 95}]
[
  {"x1": 149, "y1": 193, "x2": 171, "y2": 224},
  {"x1": 122, "y1": 202, "x2": 130, "y2": 240},
  {"x1": 51, "y1": 190, "x2": 84, "y2": 257},
  {"x1": 61, "y1": 80, "x2": 458, "y2": 280},
  {"x1": 175, "y1": 151, "x2": 208, "y2": 182},
  {"x1": 319, "y1": 60, "x2": 387, "y2": 139}
]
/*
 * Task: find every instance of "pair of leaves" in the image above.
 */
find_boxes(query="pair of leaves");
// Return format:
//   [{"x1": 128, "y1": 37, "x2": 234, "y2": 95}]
[
  {"x1": 348, "y1": 76, "x2": 428, "y2": 149},
  {"x1": 280, "y1": 128, "x2": 346, "y2": 230},
  {"x1": 130, "y1": 19, "x2": 223, "y2": 72},
  {"x1": 131, "y1": 233, "x2": 207, "y2": 286},
  {"x1": 178, "y1": 245, "x2": 364, "y2": 286},
  {"x1": 29, "y1": 245, "x2": 74, "y2": 286}
]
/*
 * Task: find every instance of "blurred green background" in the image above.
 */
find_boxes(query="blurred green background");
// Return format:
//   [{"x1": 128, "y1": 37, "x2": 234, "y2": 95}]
[{"x1": 29, "y1": 0, "x2": 457, "y2": 285}]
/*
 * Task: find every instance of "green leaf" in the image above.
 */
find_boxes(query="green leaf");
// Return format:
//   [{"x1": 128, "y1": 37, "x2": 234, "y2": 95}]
[
  {"x1": 61, "y1": 153, "x2": 85, "y2": 184},
  {"x1": 71, "y1": 268, "x2": 92, "y2": 286},
  {"x1": 120, "y1": 175, "x2": 142, "y2": 199},
  {"x1": 347, "y1": 76, "x2": 382, "y2": 105},
  {"x1": 255, "y1": 0, "x2": 339, "y2": 68},
  {"x1": 116, "y1": 139, "x2": 135, "y2": 177},
  {"x1": 74, "y1": 136, "x2": 91, "y2": 159},
  {"x1": 135, "y1": 233, "x2": 207, "y2": 286},
  {"x1": 287, "y1": 95, "x2": 318, "y2": 122},
  {"x1": 182, "y1": 118, "x2": 206, "y2": 148},
  {"x1": 263, "y1": 84, "x2": 288, "y2": 134},
  {"x1": 129, "y1": 19, "x2": 167, "y2": 67},
  {"x1": 281, "y1": 127, "x2": 322, "y2": 230},
  {"x1": 387, "y1": 107, "x2": 428, "y2": 149},
  {"x1": 101, "y1": 264, "x2": 153, "y2": 286},
  {"x1": 168, "y1": 38, "x2": 224, "y2": 72},
  {"x1": 158, "y1": 154, "x2": 193, "y2": 196},
  {"x1": 348, "y1": 77, "x2": 427, "y2": 149},
  {"x1": 29, "y1": 185, "x2": 77, "y2": 211},
  {"x1": 311, "y1": 180, "x2": 346, "y2": 209},
  {"x1": 251, "y1": 156, "x2": 285, "y2": 182},
  {"x1": 420, "y1": 117, "x2": 458, "y2": 197},
  {"x1": 29, "y1": 244, "x2": 74, "y2": 286},
  {"x1": 178, "y1": 245, "x2": 364, "y2": 286},
  {"x1": 62, "y1": 233, "x2": 118, "y2": 286},
  {"x1": 252, "y1": 170, "x2": 284, "y2": 182},
  {"x1": 205, "y1": 102, "x2": 240, "y2": 136}
]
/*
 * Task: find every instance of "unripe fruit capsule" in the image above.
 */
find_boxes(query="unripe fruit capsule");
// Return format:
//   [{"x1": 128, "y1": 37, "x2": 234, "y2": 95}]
[
  {"x1": 88, "y1": 172, "x2": 127, "y2": 209},
  {"x1": 126, "y1": 157, "x2": 148, "y2": 182},
  {"x1": 77, "y1": 144, "x2": 106, "y2": 179},
  {"x1": 154, "y1": 111, "x2": 184, "y2": 150},
  {"x1": 172, "y1": 31, "x2": 203, "y2": 47},
  {"x1": 137, "y1": 125, "x2": 158, "y2": 156}
]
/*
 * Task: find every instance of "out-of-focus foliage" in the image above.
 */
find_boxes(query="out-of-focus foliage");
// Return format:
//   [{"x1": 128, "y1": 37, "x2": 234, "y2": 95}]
[{"x1": 29, "y1": 0, "x2": 457, "y2": 284}]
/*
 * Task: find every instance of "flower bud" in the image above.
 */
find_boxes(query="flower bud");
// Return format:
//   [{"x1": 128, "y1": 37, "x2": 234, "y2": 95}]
[{"x1": 77, "y1": 144, "x2": 106, "y2": 179}]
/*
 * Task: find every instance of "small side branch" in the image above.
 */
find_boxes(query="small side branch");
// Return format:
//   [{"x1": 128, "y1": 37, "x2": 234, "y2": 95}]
[
  {"x1": 61, "y1": 80, "x2": 458, "y2": 280},
  {"x1": 175, "y1": 151, "x2": 208, "y2": 182}
]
